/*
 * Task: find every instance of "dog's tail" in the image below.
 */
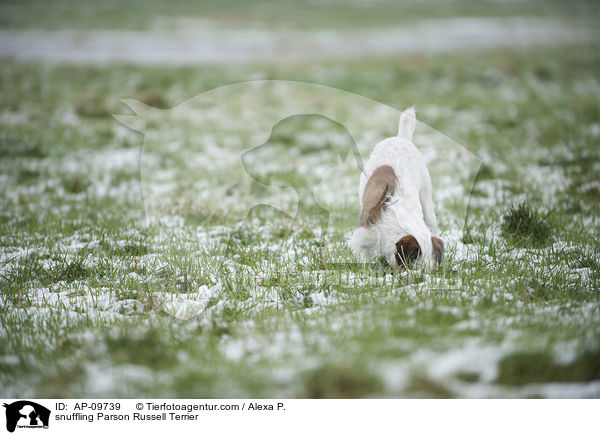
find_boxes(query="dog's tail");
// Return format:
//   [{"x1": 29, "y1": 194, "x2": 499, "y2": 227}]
[
  {"x1": 348, "y1": 226, "x2": 379, "y2": 263},
  {"x1": 398, "y1": 107, "x2": 416, "y2": 141}
]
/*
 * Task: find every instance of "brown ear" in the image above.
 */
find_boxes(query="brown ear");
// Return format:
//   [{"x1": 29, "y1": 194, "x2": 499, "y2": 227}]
[
  {"x1": 431, "y1": 236, "x2": 444, "y2": 265},
  {"x1": 359, "y1": 165, "x2": 397, "y2": 226},
  {"x1": 395, "y1": 235, "x2": 421, "y2": 267}
]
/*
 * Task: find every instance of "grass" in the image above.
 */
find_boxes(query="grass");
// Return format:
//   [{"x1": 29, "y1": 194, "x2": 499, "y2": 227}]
[
  {"x1": 496, "y1": 348, "x2": 600, "y2": 385},
  {"x1": 1, "y1": 2, "x2": 600, "y2": 398},
  {"x1": 502, "y1": 201, "x2": 553, "y2": 248}
]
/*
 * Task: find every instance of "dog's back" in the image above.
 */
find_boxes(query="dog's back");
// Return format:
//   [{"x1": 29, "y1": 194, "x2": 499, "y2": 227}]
[{"x1": 359, "y1": 107, "x2": 429, "y2": 211}]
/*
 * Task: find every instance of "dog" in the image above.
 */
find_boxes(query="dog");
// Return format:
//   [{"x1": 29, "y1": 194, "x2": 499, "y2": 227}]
[{"x1": 348, "y1": 108, "x2": 444, "y2": 269}]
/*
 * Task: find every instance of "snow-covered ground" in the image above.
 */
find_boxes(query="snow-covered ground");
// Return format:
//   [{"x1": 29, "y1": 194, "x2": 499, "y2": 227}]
[{"x1": 1, "y1": 6, "x2": 599, "y2": 397}]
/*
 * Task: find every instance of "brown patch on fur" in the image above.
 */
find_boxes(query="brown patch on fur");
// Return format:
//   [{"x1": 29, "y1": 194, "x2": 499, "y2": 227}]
[
  {"x1": 395, "y1": 235, "x2": 421, "y2": 267},
  {"x1": 359, "y1": 165, "x2": 397, "y2": 226},
  {"x1": 431, "y1": 236, "x2": 444, "y2": 265}
]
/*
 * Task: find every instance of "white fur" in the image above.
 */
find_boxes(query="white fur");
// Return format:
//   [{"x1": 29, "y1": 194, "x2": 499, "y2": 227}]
[
  {"x1": 349, "y1": 226, "x2": 380, "y2": 263},
  {"x1": 398, "y1": 106, "x2": 416, "y2": 140},
  {"x1": 349, "y1": 107, "x2": 440, "y2": 268}
]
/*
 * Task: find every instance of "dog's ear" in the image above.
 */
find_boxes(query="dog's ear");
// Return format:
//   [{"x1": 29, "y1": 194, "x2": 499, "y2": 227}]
[
  {"x1": 395, "y1": 235, "x2": 421, "y2": 267},
  {"x1": 359, "y1": 165, "x2": 397, "y2": 226},
  {"x1": 431, "y1": 236, "x2": 444, "y2": 265}
]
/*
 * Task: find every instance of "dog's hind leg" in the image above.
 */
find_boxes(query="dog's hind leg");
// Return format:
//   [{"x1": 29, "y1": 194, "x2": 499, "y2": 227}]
[{"x1": 419, "y1": 185, "x2": 439, "y2": 235}]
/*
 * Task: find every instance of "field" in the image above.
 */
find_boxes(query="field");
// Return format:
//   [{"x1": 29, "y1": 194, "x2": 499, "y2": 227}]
[{"x1": 1, "y1": 0, "x2": 599, "y2": 398}]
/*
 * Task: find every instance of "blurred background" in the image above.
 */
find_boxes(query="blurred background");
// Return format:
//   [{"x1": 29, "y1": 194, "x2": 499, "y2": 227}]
[
  {"x1": 1, "y1": 0, "x2": 599, "y2": 398},
  {"x1": 0, "y1": 1, "x2": 597, "y2": 65}
]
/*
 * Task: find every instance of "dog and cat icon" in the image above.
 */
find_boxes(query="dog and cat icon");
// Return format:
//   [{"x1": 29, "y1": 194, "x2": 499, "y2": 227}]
[{"x1": 3, "y1": 401, "x2": 50, "y2": 432}]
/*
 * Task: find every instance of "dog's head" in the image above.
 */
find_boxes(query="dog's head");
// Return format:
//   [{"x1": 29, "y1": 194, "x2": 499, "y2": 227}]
[{"x1": 350, "y1": 170, "x2": 445, "y2": 269}]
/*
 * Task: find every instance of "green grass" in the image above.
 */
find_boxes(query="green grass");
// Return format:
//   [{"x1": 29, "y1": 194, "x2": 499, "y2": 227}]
[
  {"x1": 502, "y1": 202, "x2": 553, "y2": 248},
  {"x1": 1, "y1": 7, "x2": 600, "y2": 397},
  {"x1": 496, "y1": 348, "x2": 600, "y2": 385}
]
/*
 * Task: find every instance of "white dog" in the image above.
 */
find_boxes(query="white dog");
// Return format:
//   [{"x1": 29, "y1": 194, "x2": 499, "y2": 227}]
[{"x1": 349, "y1": 108, "x2": 444, "y2": 268}]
